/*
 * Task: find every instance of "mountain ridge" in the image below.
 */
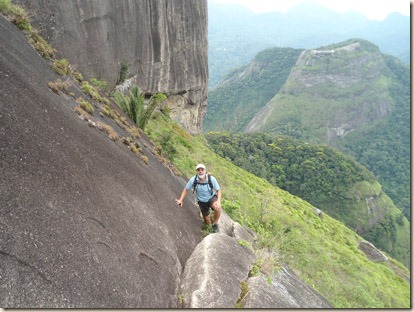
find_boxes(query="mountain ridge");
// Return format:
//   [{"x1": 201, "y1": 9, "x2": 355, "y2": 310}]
[{"x1": 208, "y1": 1, "x2": 409, "y2": 87}]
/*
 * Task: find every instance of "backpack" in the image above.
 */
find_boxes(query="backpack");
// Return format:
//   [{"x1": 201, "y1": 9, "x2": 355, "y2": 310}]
[{"x1": 192, "y1": 173, "x2": 214, "y2": 195}]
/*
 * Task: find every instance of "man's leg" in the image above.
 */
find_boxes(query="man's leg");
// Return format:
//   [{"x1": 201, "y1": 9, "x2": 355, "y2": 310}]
[
  {"x1": 199, "y1": 202, "x2": 211, "y2": 225},
  {"x1": 211, "y1": 201, "x2": 221, "y2": 224},
  {"x1": 203, "y1": 214, "x2": 211, "y2": 225}
]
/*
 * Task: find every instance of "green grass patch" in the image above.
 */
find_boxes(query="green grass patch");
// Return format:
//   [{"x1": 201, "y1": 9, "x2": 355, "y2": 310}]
[{"x1": 145, "y1": 114, "x2": 410, "y2": 308}]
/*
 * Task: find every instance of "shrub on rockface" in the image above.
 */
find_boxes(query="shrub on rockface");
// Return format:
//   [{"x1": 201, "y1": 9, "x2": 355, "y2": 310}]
[{"x1": 112, "y1": 85, "x2": 166, "y2": 131}]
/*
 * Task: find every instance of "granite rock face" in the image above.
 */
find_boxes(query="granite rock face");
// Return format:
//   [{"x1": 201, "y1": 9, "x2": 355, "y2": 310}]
[
  {"x1": 242, "y1": 267, "x2": 332, "y2": 308},
  {"x1": 180, "y1": 211, "x2": 331, "y2": 309},
  {"x1": 0, "y1": 15, "x2": 203, "y2": 308},
  {"x1": 15, "y1": 0, "x2": 208, "y2": 133},
  {"x1": 180, "y1": 233, "x2": 255, "y2": 308}
]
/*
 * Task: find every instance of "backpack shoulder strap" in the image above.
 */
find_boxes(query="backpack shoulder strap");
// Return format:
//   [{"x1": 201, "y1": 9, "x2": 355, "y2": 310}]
[
  {"x1": 192, "y1": 175, "x2": 198, "y2": 193},
  {"x1": 192, "y1": 174, "x2": 214, "y2": 195},
  {"x1": 207, "y1": 173, "x2": 214, "y2": 195}
]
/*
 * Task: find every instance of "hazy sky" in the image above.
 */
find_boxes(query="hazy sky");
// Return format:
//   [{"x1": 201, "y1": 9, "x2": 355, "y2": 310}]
[{"x1": 209, "y1": 0, "x2": 411, "y2": 20}]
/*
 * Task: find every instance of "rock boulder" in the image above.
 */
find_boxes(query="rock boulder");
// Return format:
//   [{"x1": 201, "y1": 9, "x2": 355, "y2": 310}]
[
  {"x1": 180, "y1": 233, "x2": 255, "y2": 308},
  {"x1": 242, "y1": 267, "x2": 332, "y2": 308}
]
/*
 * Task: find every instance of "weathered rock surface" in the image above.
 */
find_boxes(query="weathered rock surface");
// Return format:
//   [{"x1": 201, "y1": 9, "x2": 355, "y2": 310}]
[
  {"x1": 15, "y1": 0, "x2": 208, "y2": 134},
  {"x1": 217, "y1": 209, "x2": 257, "y2": 244},
  {"x1": 180, "y1": 233, "x2": 255, "y2": 308},
  {"x1": 0, "y1": 15, "x2": 203, "y2": 308},
  {"x1": 242, "y1": 267, "x2": 332, "y2": 308},
  {"x1": 181, "y1": 211, "x2": 331, "y2": 309},
  {"x1": 358, "y1": 241, "x2": 388, "y2": 262}
]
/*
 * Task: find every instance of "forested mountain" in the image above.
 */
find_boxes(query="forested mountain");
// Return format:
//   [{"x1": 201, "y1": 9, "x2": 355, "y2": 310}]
[
  {"x1": 206, "y1": 132, "x2": 410, "y2": 266},
  {"x1": 208, "y1": 1, "x2": 410, "y2": 88},
  {"x1": 205, "y1": 39, "x2": 410, "y2": 224},
  {"x1": 204, "y1": 47, "x2": 303, "y2": 132}
]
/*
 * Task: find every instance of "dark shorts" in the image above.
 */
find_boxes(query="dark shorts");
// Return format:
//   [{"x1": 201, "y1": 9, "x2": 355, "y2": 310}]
[{"x1": 198, "y1": 195, "x2": 218, "y2": 217}]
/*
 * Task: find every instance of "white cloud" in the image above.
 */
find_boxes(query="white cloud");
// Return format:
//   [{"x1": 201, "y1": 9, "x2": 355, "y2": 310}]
[
  {"x1": 314, "y1": 0, "x2": 410, "y2": 20},
  {"x1": 209, "y1": 0, "x2": 411, "y2": 20}
]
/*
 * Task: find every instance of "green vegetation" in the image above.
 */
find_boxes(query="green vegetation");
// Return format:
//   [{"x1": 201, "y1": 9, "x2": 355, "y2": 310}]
[
  {"x1": 81, "y1": 81, "x2": 109, "y2": 104},
  {"x1": 178, "y1": 293, "x2": 184, "y2": 305},
  {"x1": 337, "y1": 55, "x2": 411, "y2": 221},
  {"x1": 235, "y1": 281, "x2": 249, "y2": 308},
  {"x1": 204, "y1": 47, "x2": 303, "y2": 132},
  {"x1": 146, "y1": 113, "x2": 409, "y2": 308},
  {"x1": 3, "y1": 2, "x2": 409, "y2": 307},
  {"x1": 205, "y1": 132, "x2": 409, "y2": 266},
  {"x1": 117, "y1": 60, "x2": 129, "y2": 85},
  {"x1": 1, "y1": 0, "x2": 58, "y2": 59},
  {"x1": 112, "y1": 85, "x2": 166, "y2": 131},
  {"x1": 76, "y1": 98, "x2": 94, "y2": 115},
  {"x1": 0, "y1": 0, "x2": 31, "y2": 30},
  {"x1": 48, "y1": 79, "x2": 71, "y2": 95},
  {"x1": 51, "y1": 58, "x2": 70, "y2": 76},
  {"x1": 251, "y1": 248, "x2": 280, "y2": 278},
  {"x1": 205, "y1": 39, "x2": 410, "y2": 225},
  {"x1": 112, "y1": 86, "x2": 143, "y2": 124},
  {"x1": 91, "y1": 77, "x2": 109, "y2": 94}
]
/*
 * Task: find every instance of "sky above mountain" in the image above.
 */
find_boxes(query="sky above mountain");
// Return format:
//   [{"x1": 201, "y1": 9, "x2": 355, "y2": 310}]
[{"x1": 209, "y1": 0, "x2": 411, "y2": 20}]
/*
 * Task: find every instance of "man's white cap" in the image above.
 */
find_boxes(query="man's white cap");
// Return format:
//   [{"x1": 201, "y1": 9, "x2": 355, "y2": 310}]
[{"x1": 196, "y1": 163, "x2": 206, "y2": 170}]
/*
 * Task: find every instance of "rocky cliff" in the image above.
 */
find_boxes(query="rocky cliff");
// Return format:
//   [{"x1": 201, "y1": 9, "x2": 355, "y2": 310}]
[{"x1": 14, "y1": 0, "x2": 208, "y2": 134}]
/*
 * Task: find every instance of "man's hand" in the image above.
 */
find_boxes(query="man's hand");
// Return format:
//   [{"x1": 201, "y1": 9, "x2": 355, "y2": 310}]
[{"x1": 175, "y1": 199, "x2": 183, "y2": 207}]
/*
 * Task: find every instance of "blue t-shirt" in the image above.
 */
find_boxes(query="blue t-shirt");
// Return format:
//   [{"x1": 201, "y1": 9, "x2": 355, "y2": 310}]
[{"x1": 186, "y1": 175, "x2": 220, "y2": 203}]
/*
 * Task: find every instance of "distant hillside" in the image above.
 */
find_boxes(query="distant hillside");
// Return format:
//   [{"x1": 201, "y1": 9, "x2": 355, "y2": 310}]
[
  {"x1": 208, "y1": 1, "x2": 410, "y2": 88},
  {"x1": 206, "y1": 38, "x2": 410, "y2": 223},
  {"x1": 245, "y1": 39, "x2": 410, "y2": 221},
  {"x1": 204, "y1": 47, "x2": 303, "y2": 132},
  {"x1": 205, "y1": 132, "x2": 410, "y2": 266}
]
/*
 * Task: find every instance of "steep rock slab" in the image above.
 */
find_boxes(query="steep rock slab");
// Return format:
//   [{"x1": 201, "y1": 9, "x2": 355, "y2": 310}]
[
  {"x1": 217, "y1": 210, "x2": 256, "y2": 245},
  {"x1": 0, "y1": 16, "x2": 202, "y2": 308},
  {"x1": 15, "y1": 0, "x2": 208, "y2": 134},
  {"x1": 243, "y1": 267, "x2": 332, "y2": 308},
  {"x1": 180, "y1": 234, "x2": 254, "y2": 308}
]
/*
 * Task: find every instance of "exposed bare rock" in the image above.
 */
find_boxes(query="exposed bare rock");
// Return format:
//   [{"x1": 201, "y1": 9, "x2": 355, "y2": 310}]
[
  {"x1": 217, "y1": 210, "x2": 256, "y2": 244},
  {"x1": 242, "y1": 267, "x2": 332, "y2": 308},
  {"x1": 359, "y1": 241, "x2": 388, "y2": 262},
  {"x1": 180, "y1": 234, "x2": 255, "y2": 308},
  {"x1": 180, "y1": 216, "x2": 331, "y2": 309},
  {"x1": 15, "y1": 0, "x2": 208, "y2": 133},
  {"x1": 0, "y1": 15, "x2": 203, "y2": 308}
]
